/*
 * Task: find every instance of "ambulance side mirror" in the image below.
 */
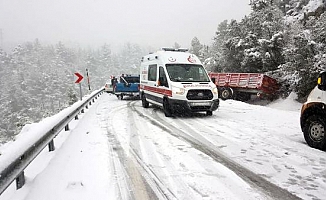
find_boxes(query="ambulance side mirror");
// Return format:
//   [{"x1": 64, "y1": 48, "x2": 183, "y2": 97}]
[{"x1": 317, "y1": 71, "x2": 326, "y2": 91}]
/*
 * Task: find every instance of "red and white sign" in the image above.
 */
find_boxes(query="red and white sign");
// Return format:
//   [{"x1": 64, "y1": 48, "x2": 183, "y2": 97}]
[{"x1": 74, "y1": 72, "x2": 84, "y2": 83}]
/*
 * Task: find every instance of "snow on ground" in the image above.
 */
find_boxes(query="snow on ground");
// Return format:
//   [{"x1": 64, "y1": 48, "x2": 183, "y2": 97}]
[
  {"x1": 0, "y1": 93, "x2": 115, "y2": 200},
  {"x1": 0, "y1": 93, "x2": 325, "y2": 200},
  {"x1": 266, "y1": 92, "x2": 302, "y2": 111}
]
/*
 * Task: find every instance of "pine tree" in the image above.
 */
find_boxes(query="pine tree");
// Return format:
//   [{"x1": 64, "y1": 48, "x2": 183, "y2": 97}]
[
  {"x1": 211, "y1": 20, "x2": 244, "y2": 72},
  {"x1": 190, "y1": 37, "x2": 203, "y2": 61},
  {"x1": 67, "y1": 88, "x2": 78, "y2": 105},
  {"x1": 98, "y1": 43, "x2": 113, "y2": 82},
  {"x1": 308, "y1": 12, "x2": 326, "y2": 70},
  {"x1": 173, "y1": 42, "x2": 181, "y2": 49}
]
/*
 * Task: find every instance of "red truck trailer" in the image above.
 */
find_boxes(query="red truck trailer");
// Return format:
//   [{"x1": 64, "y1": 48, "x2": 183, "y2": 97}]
[{"x1": 209, "y1": 72, "x2": 279, "y2": 101}]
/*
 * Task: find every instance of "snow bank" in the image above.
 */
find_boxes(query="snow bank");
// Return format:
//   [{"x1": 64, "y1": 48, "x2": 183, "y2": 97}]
[
  {"x1": 267, "y1": 92, "x2": 302, "y2": 111},
  {"x1": 0, "y1": 90, "x2": 101, "y2": 173}
]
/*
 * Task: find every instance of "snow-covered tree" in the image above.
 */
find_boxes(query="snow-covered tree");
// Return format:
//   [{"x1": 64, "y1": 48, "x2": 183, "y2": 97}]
[
  {"x1": 308, "y1": 12, "x2": 326, "y2": 70},
  {"x1": 0, "y1": 40, "x2": 147, "y2": 143},
  {"x1": 173, "y1": 42, "x2": 181, "y2": 49},
  {"x1": 190, "y1": 37, "x2": 203, "y2": 61},
  {"x1": 211, "y1": 19, "x2": 245, "y2": 72},
  {"x1": 119, "y1": 43, "x2": 143, "y2": 74}
]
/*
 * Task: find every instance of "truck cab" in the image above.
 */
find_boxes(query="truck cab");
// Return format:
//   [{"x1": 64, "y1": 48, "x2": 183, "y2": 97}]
[
  {"x1": 300, "y1": 71, "x2": 326, "y2": 150},
  {"x1": 140, "y1": 48, "x2": 219, "y2": 117}
]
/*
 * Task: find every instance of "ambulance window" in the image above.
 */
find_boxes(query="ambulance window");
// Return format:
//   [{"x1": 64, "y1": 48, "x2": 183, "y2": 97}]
[
  {"x1": 166, "y1": 64, "x2": 210, "y2": 82},
  {"x1": 159, "y1": 66, "x2": 168, "y2": 87},
  {"x1": 148, "y1": 64, "x2": 157, "y2": 81}
]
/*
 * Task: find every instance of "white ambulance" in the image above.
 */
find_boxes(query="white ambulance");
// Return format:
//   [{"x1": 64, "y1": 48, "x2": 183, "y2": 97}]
[{"x1": 140, "y1": 48, "x2": 219, "y2": 117}]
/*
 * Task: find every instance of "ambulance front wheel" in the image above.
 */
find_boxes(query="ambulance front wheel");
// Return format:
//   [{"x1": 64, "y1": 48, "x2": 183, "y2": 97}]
[
  {"x1": 141, "y1": 93, "x2": 149, "y2": 108},
  {"x1": 206, "y1": 110, "x2": 213, "y2": 116},
  {"x1": 163, "y1": 99, "x2": 173, "y2": 117}
]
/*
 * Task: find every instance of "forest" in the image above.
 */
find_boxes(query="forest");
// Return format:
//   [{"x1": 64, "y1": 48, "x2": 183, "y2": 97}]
[{"x1": 0, "y1": 0, "x2": 325, "y2": 142}]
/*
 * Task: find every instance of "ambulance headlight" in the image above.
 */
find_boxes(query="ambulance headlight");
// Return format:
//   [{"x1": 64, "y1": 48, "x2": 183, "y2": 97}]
[
  {"x1": 172, "y1": 87, "x2": 185, "y2": 95},
  {"x1": 212, "y1": 87, "x2": 218, "y2": 95}
]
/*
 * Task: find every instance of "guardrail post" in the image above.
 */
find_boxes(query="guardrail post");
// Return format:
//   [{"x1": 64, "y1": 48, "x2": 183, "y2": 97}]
[
  {"x1": 16, "y1": 171, "x2": 25, "y2": 189},
  {"x1": 85, "y1": 104, "x2": 88, "y2": 109},
  {"x1": 89, "y1": 101, "x2": 92, "y2": 105},
  {"x1": 65, "y1": 124, "x2": 69, "y2": 131},
  {"x1": 92, "y1": 98, "x2": 95, "y2": 103},
  {"x1": 75, "y1": 115, "x2": 78, "y2": 120},
  {"x1": 81, "y1": 108, "x2": 84, "y2": 113},
  {"x1": 48, "y1": 140, "x2": 55, "y2": 151}
]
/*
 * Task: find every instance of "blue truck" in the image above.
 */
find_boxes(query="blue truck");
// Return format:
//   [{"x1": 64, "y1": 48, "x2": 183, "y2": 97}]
[{"x1": 113, "y1": 75, "x2": 140, "y2": 100}]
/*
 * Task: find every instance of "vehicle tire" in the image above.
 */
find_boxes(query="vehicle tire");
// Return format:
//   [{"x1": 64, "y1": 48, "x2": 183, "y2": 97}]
[
  {"x1": 206, "y1": 110, "x2": 213, "y2": 116},
  {"x1": 220, "y1": 88, "x2": 233, "y2": 100},
  {"x1": 303, "y1": 115, "x2": 326, "y2": 150},
  {"x1": 163, "y1": 98, "x2": 173, "y2": 117},
  {"x1": 141, "y1": 93, "x2": 149, "y2": 108},
  {"x1": 116, "y1": 94, "x2": 123, "y2": 100}
]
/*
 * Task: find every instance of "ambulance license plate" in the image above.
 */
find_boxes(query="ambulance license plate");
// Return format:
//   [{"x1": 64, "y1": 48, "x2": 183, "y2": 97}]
[{"x1": 190, "y1": 102, "x2": 211, "y2": 106}]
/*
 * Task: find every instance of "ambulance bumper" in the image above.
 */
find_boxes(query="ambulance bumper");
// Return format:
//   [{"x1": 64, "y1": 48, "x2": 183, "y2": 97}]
[{"x1": 169, "y1": 98, "x2": 219, "y2": 113}]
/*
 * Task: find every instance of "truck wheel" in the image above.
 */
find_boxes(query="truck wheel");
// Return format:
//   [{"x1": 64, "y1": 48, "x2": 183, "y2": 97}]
[
  {"x1": 303, "y1": 115, "x2": 326, "y2": 150},
  {"x1": 141, "y1": 93, "x2": 149, "y2": 108},
  {"x1": 206, "y1": 110, "x2": 213, "y2": 116},
  {"x1": 163, "y1": 99, "x2": 173, "y2": 117},
  {"x1": 220, "y1": 88, "x2": 233, "y2": 100},
  {"x1": 118, "y1": 94, "x2": 123, "y2": 100}
]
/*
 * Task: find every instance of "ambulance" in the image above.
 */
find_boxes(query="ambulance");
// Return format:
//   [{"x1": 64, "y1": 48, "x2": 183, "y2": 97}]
[
  {"x1": 139, "y1": 48, "x2": 219, "y2": 117},
  {"x1": 301, "y1": 71, "x2": 326, "y2": 150}
]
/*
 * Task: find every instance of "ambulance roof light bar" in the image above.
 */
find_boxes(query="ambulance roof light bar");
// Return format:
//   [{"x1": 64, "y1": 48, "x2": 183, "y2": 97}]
[{"x1": 161, "y1": 47, "x2": 188, "y2": 52}]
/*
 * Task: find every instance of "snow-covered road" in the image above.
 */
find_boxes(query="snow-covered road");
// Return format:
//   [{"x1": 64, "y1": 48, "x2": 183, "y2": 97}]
[{"x1": 1, "y1": 92, "x2": 325, "y2": 200}]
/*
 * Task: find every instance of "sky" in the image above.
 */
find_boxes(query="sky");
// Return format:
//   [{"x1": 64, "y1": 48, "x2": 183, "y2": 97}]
[
  {"x1": 0, "y1": 0, "x2": 251, "y2": 51},
  {"x1": 1, "y1": 91, "x2": 326, "y2": 200}
]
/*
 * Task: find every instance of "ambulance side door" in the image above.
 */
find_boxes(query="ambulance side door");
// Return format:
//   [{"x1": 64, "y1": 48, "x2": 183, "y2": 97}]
[
  {"x1": 158, "y1": 66, "x2": 169, "y2": 90},
  {"x1": 156, "y1": 66, "x2": 169, "y2": 104},
  {"x1": 146, "y1": 64, "x2": 159, "y2": 101}
]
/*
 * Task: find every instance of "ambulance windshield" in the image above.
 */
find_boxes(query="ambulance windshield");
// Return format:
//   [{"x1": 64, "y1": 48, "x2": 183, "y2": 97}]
[{"x1": 166, "y1": 64, "x2": 210, "y2": 82}]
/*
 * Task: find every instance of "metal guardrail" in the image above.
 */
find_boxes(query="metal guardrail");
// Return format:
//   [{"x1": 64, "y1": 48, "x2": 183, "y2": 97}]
[{"x1": 0, "y1": 89, "x2": 104, "y2": 195}]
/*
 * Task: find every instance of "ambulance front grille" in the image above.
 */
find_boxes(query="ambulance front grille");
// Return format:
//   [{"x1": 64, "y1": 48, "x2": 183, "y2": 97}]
[{"x1": 186, "y1": 89, "x2": 213, "y2": 100}]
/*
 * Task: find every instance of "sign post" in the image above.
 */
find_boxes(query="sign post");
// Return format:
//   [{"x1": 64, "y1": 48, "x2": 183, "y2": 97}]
[
  {"x1": 86, "y1": 69, "x2": 91, "y2": 91},
  {"x1": 74, "y1": 72, "x2": 84, "y2": 100}
]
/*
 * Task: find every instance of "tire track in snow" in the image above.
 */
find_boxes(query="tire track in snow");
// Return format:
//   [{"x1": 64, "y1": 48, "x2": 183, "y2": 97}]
[
  {"x1": 180, "y1": 106, "x2": 325, "y2": 200},
  {"x1": 131, "y1": 103, "x2": 301, "y2": 200},
  {"x1": 127, "y1": 101, "x2": 210, "y2": 199},
  {"x1": 96, "y1": 97, "x2": 135, "y2": 200},
  {"x1": 106, "y1": 101, "x2": 177, "y2": 200}
]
